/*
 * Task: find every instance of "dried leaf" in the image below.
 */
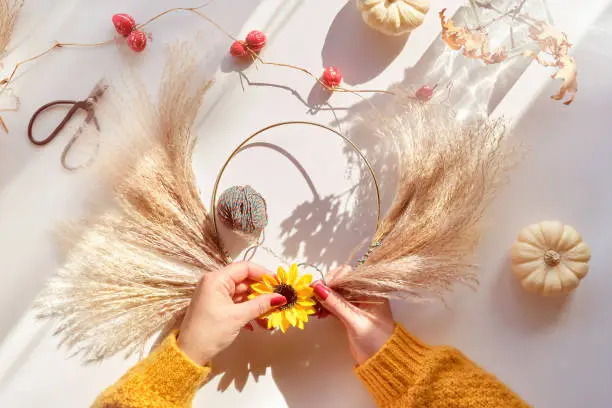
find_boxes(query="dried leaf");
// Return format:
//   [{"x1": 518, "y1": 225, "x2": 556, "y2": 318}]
[
  {"x1": 483, "y1": 48, "x2": 508, "y2": 65},
  {"x1": 529, "y1": 21, "x2": 570, "y2": 56},
  {"x1": 523, "y1": 21, "x2": 578, "y2": 105},
  {"x1": 462, "y1": 30, "x2": 487, "y2": 59},
  {"x1": 440, "y1": 8, "x2": 465, "y2": 50},
  {"x1": 551, "y1": 55, "x2": 577, "y2": 105},
  {"x1": 439, "y1": 7, "x2": 577, "y2": 105},
  {"x1": 527, "y1": 21, "x2": 577, "y2": 105},
  {"x1": 439, "y1": 9, "x2": 507, "y2": 65}
]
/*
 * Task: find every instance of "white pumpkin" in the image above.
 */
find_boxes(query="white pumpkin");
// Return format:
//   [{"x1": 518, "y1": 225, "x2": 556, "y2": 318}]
[
  {"x1": 511, "y1": 221, "x2": 591, "y2": 295},
  {"x1": 356, "y1": 0, "x2": 430, "y2": 36}
]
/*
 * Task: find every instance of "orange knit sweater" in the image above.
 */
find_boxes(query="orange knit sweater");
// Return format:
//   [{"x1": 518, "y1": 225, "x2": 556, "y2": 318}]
[{"x1": 92, "y1": 324, "x2": 529, "y2": 407}]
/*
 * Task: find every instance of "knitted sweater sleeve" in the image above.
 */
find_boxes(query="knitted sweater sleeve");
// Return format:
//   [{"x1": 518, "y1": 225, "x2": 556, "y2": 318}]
[
  {"x1": 91, "y1": 331, "x2": 209, "y2": 408},
  {"x1": 355, "y1": 324, "x2": 531, "y2": 408}
]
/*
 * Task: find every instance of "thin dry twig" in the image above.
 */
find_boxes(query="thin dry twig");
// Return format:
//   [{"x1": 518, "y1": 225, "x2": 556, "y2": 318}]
[
  {"x1": 0, "y1": 90, "x2": 20, "y2": 132},
  {"x1": 248, "y1": 51, "x2": 395, "y2": 95},
  {"x1": 0, "y1": 4, "x2": 391, "y2": 97}
]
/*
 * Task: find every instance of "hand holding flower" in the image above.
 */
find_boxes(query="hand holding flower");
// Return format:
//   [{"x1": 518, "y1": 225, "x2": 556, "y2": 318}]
[{"x1": 177, "y1": 262, "x2": 286, "y2": 366}]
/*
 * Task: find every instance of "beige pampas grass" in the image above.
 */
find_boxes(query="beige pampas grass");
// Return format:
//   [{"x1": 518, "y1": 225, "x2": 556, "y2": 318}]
[
  {"x1": 35, "y1": 48, "x2": 226, "y2": 362},
  {"x1": 332, "y1": 96, "x2": 518, "y2": 300},
  {"x1": 0, "y1": 0, "x2": 21, "y2": 57}
]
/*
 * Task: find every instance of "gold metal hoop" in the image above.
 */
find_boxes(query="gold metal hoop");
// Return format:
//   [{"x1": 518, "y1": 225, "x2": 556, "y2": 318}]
[{"x1": 211, "y1": 121, "x2": 381, "y2": 237}]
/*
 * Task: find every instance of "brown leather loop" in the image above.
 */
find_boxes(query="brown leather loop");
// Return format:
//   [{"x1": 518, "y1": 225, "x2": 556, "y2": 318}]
[{"x1": 27, "y1": 99, "x2": 92, "y2": 146}]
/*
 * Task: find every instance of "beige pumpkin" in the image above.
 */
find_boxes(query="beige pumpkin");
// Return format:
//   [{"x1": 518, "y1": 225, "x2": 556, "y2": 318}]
[
  {"x1": 511, "y1": 221, "x2": 591, "y2": 295},
  {"x1": 356, "y1": 0, "x2": 430, "y2": 36}
]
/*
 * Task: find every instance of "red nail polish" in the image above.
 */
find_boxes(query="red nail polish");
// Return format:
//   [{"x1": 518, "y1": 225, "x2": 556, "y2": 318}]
[
  {"x1": 256, "y1": 318, "x2": 274, "y2": 331},
  {"x1": 271, "y1": 294, "x2": 287, "y2": 307},
  {"x1": 313, "y1": 283, "x2": 330, "y2": 301}
]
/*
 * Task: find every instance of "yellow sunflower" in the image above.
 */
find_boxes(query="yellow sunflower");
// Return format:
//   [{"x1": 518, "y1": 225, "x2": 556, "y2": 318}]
[{"x1": 249, "y1": 264, "x2": 316, "y2": 332}]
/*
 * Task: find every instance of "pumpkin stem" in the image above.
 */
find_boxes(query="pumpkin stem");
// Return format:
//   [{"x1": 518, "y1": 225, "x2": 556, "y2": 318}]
[{"x1": 544, "y1": 250, "x2": 561, "y2": 266}]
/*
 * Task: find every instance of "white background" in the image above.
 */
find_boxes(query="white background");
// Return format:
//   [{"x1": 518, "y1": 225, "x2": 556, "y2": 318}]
[{"x1": 1, "y1": 0, "x2": 611, "y2": 407}]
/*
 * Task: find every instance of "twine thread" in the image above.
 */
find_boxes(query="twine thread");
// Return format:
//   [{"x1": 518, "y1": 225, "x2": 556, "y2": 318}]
[{"x1": 217, "y1": 185, "x2": 268, "y2": 234}]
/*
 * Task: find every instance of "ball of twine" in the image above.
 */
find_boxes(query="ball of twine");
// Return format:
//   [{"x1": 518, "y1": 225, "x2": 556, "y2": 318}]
[{"x1": 217, "y1": 185, "x2": 268, "y2": 234}]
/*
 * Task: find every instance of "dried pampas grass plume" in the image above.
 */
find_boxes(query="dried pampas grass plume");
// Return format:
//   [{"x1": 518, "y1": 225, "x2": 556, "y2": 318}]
[
  {"x1": 0, "y1": 0, "x2": 21, "y2": 58},
  {"x1": 332, "y1": 96, "x2": 519, "y2": 300},
  {"x1": 35, "y1": 47, "x2": 226, "y2": 362}
]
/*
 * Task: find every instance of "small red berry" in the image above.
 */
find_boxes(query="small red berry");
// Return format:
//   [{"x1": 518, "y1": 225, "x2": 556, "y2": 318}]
[
  {"x1": 127, "y1": 30, "x2": 147, "y2": 52},
  {"x1": 112, "y1": 13, "x2": 136, "y2": 37},
  {"x1": 322, "y1": 66, "x2": 342, "y2": 89},
  {"x1": 230, "y1": 40, "x2": 249, "y2": 58},
  {"x1": 416, "y1": 85, "x2": 435, "y2": 101},
  {"x1": 245, "y1": 30, "x2": 267, "y2": 52}
]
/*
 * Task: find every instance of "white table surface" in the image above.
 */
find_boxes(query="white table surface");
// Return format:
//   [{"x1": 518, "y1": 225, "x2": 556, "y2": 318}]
[{"x1": 1, "y1": 1, "x2": 611, "y2": 407}]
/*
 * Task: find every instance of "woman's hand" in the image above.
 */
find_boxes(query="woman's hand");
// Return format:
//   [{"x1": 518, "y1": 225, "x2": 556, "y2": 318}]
[
  {"x1": 312, "y1": 266, "x2": 395, "y2": 365},
  {"x1": 177, "y1": 262, "x2": 287, "y2": 366}
]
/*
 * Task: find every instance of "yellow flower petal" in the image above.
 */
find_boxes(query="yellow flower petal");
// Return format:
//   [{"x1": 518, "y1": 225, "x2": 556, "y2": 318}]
[
  {"x1": 269, "y1": 312, "x2": 281, "y2": 329},
  {"x1": 297, "y1": 287, "x2": 314, "y2": 299},
  {"x1": 248, "y1": 293, "x2": 257, "y2": 300},
  {"x1": 251, "y1": 283, "x2": 272, "y2": 294},
  {"x1": 280, "y1": 316, "x2": 290, "y2": 333},
  {"x1": 297, "y1": 298, "x2": 316, "y2": 307},
  {"x1": 297, "y1": 320, "x2": 304, "y2": 329},
  {"x1": 262, "y1": 274, "x2": 278, "y2": 288},
  {"x1": 300, "y1": 306, "x2": 313, "y2": 321},
  {"x1": 288, "y1": 264, "x2": 299, "y2": 285},
  {"x1": 285, "y1": 308, "x2": 297, "y2": 326},
  {"x1": 294, "y1": 307, "x2": 308, "y2": 322},
  {"x1": 294, "y1": 274, "x2": 312, "y2": 289},
  {"x1": 277, "y1": 266, "x2": 288, "y2": 283}
]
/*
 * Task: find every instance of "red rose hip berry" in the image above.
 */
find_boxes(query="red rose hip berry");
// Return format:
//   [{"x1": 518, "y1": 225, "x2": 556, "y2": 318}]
[
  {"x1": 416, "y1": 85, "x2": 435, "y2": 101},
  {"x1": 322, "y1": 67, "x2": 342, "y2": 89},
  {"x1": 245, "y1": 30, "x2": 267, "y2": 52},
  {"x1": 112, "y1": 13, "x2": 136, "y2": 37},
  {"x1": 230, "y1": 40, "x2": 249, "y2": 57},
  {"x1": 127, "y1": 30, "x2": 147, "y2": 52}
]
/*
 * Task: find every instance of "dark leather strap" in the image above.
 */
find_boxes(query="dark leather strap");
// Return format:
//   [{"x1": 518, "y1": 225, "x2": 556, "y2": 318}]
[{"x1": 27, "y1": 99, "x2": 91, "y2": 146}]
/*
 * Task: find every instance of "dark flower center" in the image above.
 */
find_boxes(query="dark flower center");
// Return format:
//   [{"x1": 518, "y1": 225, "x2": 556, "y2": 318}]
[{"x1": 274, "y1": 283, "x2": 298, "y2": 310}]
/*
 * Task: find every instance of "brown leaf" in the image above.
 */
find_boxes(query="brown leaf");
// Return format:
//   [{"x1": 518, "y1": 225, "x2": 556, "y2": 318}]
[
  {"x1": 529, "y1": 21, "x2": 570, "y2": 57},
  {"x1": 551, "y1": 55, "x2": 577, "y2": 105},
  {"x1": 440, "y1": 9, "x2": 466, "y2": 50},
  {"x1": 483, "y1": 48, "x2": 508, "y2": 65},
  {"x1": 527, "y1": 20, "x2": 577, "y2": 104},
  {"x1": 462, "y1": 30, "x2": 487, "y2": 59},
  {"x1": 439, "y1": 9, "x2": 506, "y2": 65},
  {"x1": 439, "y1": 7, "x2": 578, "y2": 105}
]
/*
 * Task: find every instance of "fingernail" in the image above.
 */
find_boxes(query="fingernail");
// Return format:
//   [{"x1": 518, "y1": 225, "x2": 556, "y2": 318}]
[
  {"x1": 270, "y1": 294, "x2": 287, "y2": 307},
  {"x1": 243, "y1": 322, "x2": 254, "y2": 331},
  {"x1": 256, "y1": 318, "x2": 273, "y2": 331},
  {"x1": 313, "y1": 283, "x2": 330, "y2": 301}
]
